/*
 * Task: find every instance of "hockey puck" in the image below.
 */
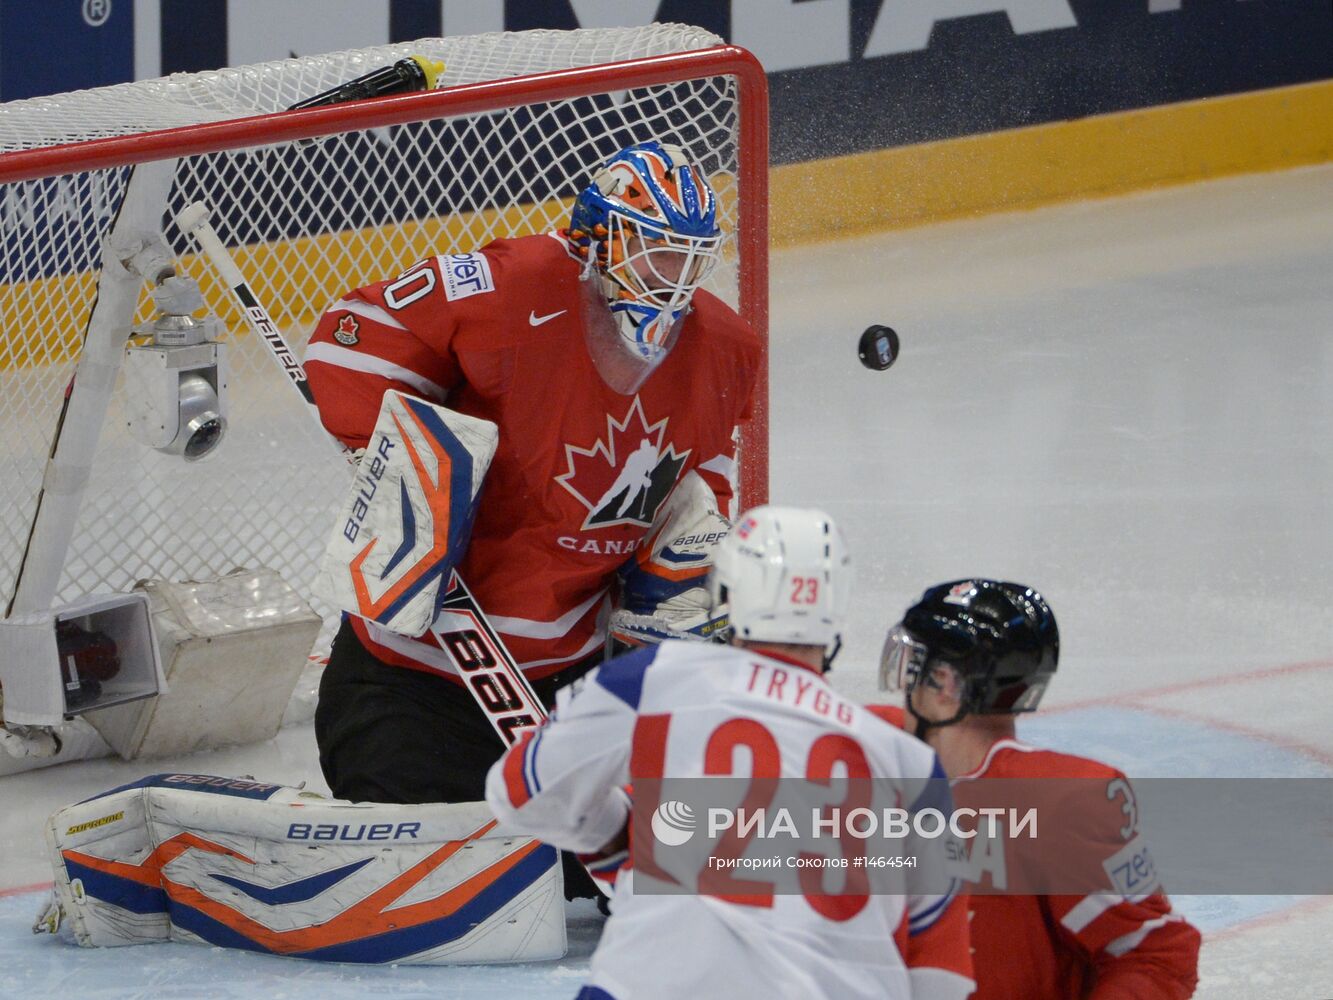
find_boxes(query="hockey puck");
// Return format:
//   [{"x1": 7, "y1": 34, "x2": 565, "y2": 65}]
[{"x1": 858, "y1": 325, "x2": 900, "y2": 371}]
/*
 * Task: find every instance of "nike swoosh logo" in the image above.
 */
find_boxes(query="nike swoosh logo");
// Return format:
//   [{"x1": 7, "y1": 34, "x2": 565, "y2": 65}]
[{"x1": 529, "y1": 309, "x2": 567, "y2": 327}]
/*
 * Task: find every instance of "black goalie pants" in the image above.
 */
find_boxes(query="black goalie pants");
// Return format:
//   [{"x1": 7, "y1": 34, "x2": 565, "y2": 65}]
[{"x1": 314, "y1": 618, "x2": 604, "y2": 898}]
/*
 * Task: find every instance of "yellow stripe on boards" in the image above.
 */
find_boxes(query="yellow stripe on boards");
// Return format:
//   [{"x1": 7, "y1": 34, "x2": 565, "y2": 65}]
[
  {"x1": 770, "y1": 78, "x2": 1333, "y2": 246},
  {"x1": 0, "y1": 200, "x2": 575, "y2": 371}
]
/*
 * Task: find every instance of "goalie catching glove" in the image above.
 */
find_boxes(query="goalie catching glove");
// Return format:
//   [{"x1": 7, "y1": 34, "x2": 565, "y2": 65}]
[{"x1": 610, "y1": 471, "x2": 731, "y2": 649}]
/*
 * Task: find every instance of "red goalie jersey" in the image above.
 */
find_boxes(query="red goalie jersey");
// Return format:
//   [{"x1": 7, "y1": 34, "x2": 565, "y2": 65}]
[
  {"x1": 868, "y1": 706, "x2": 1200, "y2": 1000},
  {"x1": 305, "y1": 233, "x2": 759, "y2": 681}
]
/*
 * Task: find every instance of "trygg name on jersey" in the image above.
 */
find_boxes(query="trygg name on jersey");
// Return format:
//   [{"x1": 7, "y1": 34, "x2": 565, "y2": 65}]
[{"x1": 745, "y1": 662, "x2": 855, "y2": 724}]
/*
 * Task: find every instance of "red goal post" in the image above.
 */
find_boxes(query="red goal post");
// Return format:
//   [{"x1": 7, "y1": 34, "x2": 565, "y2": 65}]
[{"x1": 0, "y1": 27, "x2": 768, "y2": 632}]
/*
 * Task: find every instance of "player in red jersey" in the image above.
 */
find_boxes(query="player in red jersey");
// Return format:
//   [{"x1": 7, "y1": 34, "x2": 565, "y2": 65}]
[
  {"x1": 304, "y1": 140, "x2": 759, "y2": 812},
  {"x1": 873, "y1": 579, "x2": 1200, "y2": 1000}
]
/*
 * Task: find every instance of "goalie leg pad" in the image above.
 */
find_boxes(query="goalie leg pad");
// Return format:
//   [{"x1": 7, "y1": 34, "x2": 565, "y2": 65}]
[
  {"x1": 315, "y1": 391, "x2": 498, "y2": 637},
  {"x1": 46, "y1": 773, "x2": 565, "y2": 964}
]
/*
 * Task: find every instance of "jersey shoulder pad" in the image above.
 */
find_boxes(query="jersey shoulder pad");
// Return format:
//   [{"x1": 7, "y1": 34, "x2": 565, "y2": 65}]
[
  {"x1": 589, "y1": 643, "x2": 662, "y2": 711},
  {"x1": 450, "y1": 234, "x2": 582, "y2": 346},
  {"x1": 689, "y1": 289, "x2": 761, "y2": 356},
  {"x1": 980, "y1": 741, "x2": 1122, "y2": 782},
  {"x1": 430, "y1": 249, "x2": 499, "y2": 303},
  {"x1": 959, "y1": 743, "x2": 1138, "y2": 859},
  {"x1": 473, "y1": 232, "x2": 575, "y2": 293},
  {"x1": 384, "y1": 237, "x2": 535, "y2": 317}
]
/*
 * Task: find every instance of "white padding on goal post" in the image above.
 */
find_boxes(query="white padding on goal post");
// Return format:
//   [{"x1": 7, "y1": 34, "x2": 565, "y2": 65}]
[
  {"x1": 314, "y1": 392, "x2": 498, "y2": 637},
  {"x1": 45, "y1": 774, "x2": 565, "y2": 964}
]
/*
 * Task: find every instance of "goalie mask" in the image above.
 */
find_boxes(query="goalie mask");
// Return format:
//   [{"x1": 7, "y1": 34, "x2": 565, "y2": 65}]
[
  {"x1": 880, "y1": 579, "x2": 1059, "y2": 724},
  {"x1": 709, "y1": 506, "x2": 852, "y2": 667},
  {"x1": 568, "y1": 141, "x2": 722, "y2": 370}
]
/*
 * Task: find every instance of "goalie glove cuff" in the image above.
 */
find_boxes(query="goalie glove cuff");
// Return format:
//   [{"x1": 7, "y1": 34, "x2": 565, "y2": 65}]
[
  {"x1": 612, "y1": 470, "x2": 731, "y2": 649},
  {"x1": 608, "y1": 603, "x2": 729, "y2": 647}
]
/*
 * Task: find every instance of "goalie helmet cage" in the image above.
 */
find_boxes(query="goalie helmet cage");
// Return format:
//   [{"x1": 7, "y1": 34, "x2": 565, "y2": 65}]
[{"x1": 0, "y1": 26, "x2": 769, "y2": 650}]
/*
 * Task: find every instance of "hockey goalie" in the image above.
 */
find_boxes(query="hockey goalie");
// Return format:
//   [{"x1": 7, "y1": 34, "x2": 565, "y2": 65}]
[
  {"x1": 35, "y1": 150, "x2": 752, "y2": 953},
  {"x1": 300, "y1": 140, "x2": 758, "y2": 826}
]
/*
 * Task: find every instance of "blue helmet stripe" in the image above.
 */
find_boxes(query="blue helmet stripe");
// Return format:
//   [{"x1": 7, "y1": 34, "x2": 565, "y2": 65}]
[{"x1": 618, "y1": 145, "x2": 718, "y2": 239}]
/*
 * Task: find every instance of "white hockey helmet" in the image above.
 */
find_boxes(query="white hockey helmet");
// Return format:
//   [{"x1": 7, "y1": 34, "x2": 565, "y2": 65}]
[{"x1": 710, "y1": 505, "x2": 852, "y2": 650}]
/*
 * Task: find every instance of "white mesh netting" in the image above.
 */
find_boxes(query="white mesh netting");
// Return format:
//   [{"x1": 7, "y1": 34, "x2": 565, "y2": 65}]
[{"x1": 0, "y1": 25, "x2": 750, "y2": 646}]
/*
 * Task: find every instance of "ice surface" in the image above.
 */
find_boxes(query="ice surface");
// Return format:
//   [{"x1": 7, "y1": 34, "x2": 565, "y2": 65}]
[{"x1": 3, "y1": 163, "x2": 1332, "y2": 998}]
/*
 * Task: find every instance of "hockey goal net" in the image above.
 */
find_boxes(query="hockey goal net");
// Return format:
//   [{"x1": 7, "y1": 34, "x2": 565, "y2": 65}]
[{"x1": 0, "y1": 25, "x2": 768, "y2": 641}]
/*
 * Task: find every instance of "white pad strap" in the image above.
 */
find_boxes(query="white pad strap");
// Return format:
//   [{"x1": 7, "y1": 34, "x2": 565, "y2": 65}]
[
  {"x1": 46, "y1": 773, "x2": 565, "y2": 965},
  {"x1": 314, "y1": 391, "x2": 498, "y2": 637}
]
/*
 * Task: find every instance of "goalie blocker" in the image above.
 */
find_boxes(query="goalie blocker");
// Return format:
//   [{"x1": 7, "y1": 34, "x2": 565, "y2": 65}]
[
  {"x1": 313, "y1": 391, "x2": 546, "y2": 745},
  {"x1": 314, "y1": 389, "x2": 497, "y2": 639},
  {"x1": 37, "y1": 773, "x2": 565, "y2": 964}
]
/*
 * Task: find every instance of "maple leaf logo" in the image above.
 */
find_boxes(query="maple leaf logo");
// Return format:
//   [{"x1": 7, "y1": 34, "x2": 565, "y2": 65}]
[
  {"x1": 556, "y1": 397, "x2": 690, "y2": 530},
  {"x1": 333, "y1": 313, "x2": 360, "y2": 345}
]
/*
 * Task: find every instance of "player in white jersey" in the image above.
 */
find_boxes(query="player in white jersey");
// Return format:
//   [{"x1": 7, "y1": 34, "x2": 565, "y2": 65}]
[{"x1": 487, "y1": 507, "x2": 974, "y2": 1000}]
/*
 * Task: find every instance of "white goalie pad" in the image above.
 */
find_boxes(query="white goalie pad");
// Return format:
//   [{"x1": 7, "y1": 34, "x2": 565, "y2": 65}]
[
  {"x1": 42, "y1": 773, "x2": 565, "y2": 965},
  {"x1": 314, "y1": 392, "x2": 498, "y2": 637}
]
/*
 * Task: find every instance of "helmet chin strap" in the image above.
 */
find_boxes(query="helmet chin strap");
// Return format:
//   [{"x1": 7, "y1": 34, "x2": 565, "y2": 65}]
[
  {"x1": 819, "y1": 634, "x2": 843, "y2": 674},
  {"x1": 904, "y1": 677, "x2": 970, "y2": 740}
]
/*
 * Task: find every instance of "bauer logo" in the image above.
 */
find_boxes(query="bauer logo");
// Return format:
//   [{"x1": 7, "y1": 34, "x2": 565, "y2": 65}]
[
  {"x1": 343, "y1": 434, "x2": 393, "y2": 544},
  {"x1": 288, "y1": 821, "x2": 423, "y2": 842},
  {"x1": 651, "y1": 800, "x2": 697, "y2": 846},
  {"x1": 440, "y1": 252, "x2": 494, "y2": 301},
  {"x1": 159, "y1": 774, "x2": 282, "y2": 800}
]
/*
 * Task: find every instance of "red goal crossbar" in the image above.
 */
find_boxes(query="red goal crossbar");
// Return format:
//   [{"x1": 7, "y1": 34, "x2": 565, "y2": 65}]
[{"x1": 0, "y1": 45, "x2": 770, "y2": 509}]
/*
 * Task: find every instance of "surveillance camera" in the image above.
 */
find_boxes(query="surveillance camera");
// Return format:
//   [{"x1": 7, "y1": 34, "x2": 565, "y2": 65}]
[
  {"x1": 123, "y1": 344, "x2": 229, "y2": 461},
  {"x1": 123, "y1": 274, "x2": 229, "y2": 461},
  {"x1": 174, "y1": 372, "x2": 227, "y2": 461}
]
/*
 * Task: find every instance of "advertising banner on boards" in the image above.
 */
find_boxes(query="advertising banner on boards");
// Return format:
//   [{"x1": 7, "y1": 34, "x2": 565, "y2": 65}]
[{"x1": 2, "y1": 1, "x2": 1330, "y2": 164}]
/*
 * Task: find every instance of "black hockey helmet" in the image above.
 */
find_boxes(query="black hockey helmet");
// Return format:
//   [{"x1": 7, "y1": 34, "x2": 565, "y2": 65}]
[{"x1": 880, "y1": 579, "x2": 1058, "y2": 716}]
